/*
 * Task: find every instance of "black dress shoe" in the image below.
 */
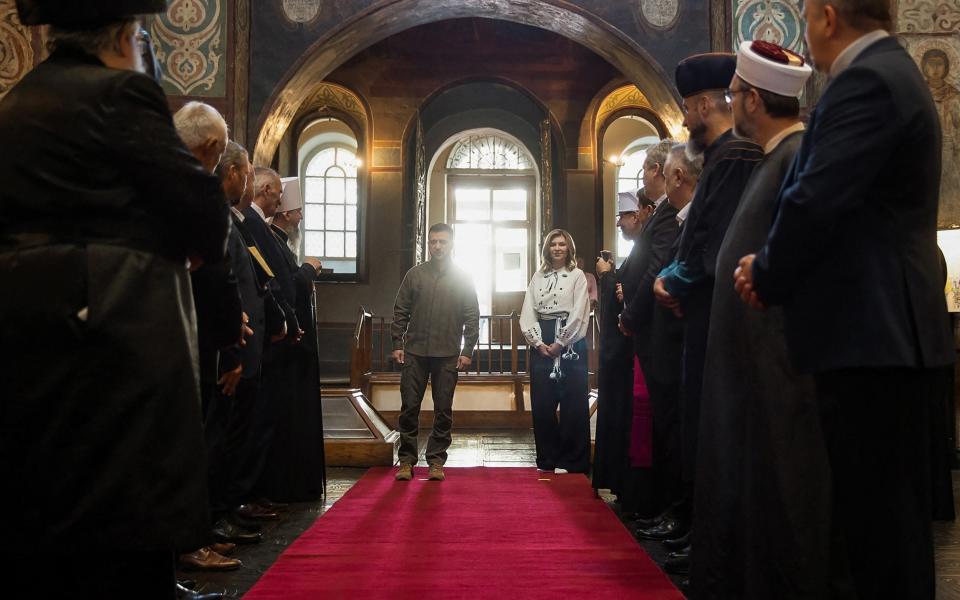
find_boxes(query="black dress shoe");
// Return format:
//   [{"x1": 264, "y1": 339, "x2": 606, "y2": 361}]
[
  {"x1": 178, "y1": 580, "x2": 196, "y2": 590},
  {"x1": 176, "y1": 582, "x2": 224, "y2": 600},
  {"x1": 212, "y1": 517, "x2": 262, "y2": 545},
  {"x1": 666, "y1": 546, "x2": 690, "y2": 562},
  {"x1": 634, "y1": 505, "x2": 675, "y2": 529},
  {"x1": 636, "y1": 517, "x2": 688, "y2": 541},
  {"x1": 662, "y1": 531, "x2": 691, "y2": 551},
  {"x1": 663, "y1": 552, "x2": 689, "y2": 575}
]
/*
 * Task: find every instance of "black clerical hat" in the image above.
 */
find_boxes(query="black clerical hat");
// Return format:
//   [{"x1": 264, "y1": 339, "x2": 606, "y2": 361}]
[
  {"x1": 675, "y1": 53, "x2": 737, "y2": 98},
  {"x1": 16, "y1": 0, "x2": 167, "y2": 27}
]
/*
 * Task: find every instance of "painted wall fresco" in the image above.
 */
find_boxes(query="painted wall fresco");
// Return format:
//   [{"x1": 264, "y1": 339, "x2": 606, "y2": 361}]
[
  {"x1": 0, "y1": 0, "x2": 34, "y2": 103},
  {"x1": 898, "y1": 2, "x2": 960, "y2": 228},
  {"x1": 150, "y1": 0, "x2": 227, "y2": 97},
  {"x1": 732, "y1": 0, "x2": 804, "y2": 53}
]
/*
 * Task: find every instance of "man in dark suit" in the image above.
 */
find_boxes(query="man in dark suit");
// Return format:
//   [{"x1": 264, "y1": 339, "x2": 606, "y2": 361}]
[
  {"x1": 206, "y1": 143, "x2": 286, "y2": 545},
  {"x1": 592, "y1": 187, "x2": 654, "y2": 506},
  {"x1": 634, "y1": 144, "x2": 700, "y2": 542},
  {"x1": 735, "y1": 2, "x2": 954, "y2": 596},
  {"x1": 0, "y1": 1, "x2": 228, "y2": 596}
]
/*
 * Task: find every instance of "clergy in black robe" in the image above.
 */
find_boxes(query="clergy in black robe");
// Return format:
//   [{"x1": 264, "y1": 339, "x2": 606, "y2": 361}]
[
  {"x1": 692, "y1": 41, "x2": 829, "y2": 599},
  {"x1": 258, "y1": 178, "x2": 327, "y2": 500},
  {"x1": 592, "y1": 189, "x2": 652, "y2": 500},
  {"x1": 655, "y1": 55, "x2": 764, "y2": 496}
]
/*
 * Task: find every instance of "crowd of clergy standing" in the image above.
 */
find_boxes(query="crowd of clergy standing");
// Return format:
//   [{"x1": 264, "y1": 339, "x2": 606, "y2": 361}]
[{"x1": 591, "y1": 3, "x2": 956, "y2": 599}]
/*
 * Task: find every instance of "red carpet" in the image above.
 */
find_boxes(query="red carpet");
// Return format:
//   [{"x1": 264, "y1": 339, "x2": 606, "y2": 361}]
[{"x1": 243, "y1": 467, "x2": 683, "y2": 599}]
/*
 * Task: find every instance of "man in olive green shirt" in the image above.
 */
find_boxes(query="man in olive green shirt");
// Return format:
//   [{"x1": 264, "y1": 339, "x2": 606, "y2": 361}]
[{"x1": 391, "y1": 223, "x2": 480, "y2": 481}]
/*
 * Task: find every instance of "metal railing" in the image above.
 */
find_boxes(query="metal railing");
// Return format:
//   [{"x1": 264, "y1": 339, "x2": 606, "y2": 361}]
[{"x1": 351, "y1": 306, "x2": 599, "y2": 389}]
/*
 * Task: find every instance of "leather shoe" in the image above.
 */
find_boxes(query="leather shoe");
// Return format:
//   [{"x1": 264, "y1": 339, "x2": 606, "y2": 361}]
[
  {"x1": 634, "y1": 506, "x2": 674, "y2": 529},
  {"x1": 212, "y1": 517, "x2": 262, "y2": 545},
  {"x1": 636, "y1": 517, "x2": 688, "y2": 541},
  {"x1": 179, "y1": 547, "x2": 242, "y2": 571},
  {"x1": 662, "y1": 531, "x2": 691, "y2": 552},
  {"x1": 209, "y1": 542, "x2": 236, "y2": 555},
  {"x1": 257, "y1": 497, "x2": 289, "y2": 511},
  {"x1": 237, "y1": 503, "x2": 279, "y2": 521},
  {"x1": 178, "y1": 580, "x2": 196, "y2": 590},
  {"x1": 663, "y1": 551, "x2": 689, "y2": 575},
  {"x1": 176, "y1": 582, "x2": 224, "y2": 600}
]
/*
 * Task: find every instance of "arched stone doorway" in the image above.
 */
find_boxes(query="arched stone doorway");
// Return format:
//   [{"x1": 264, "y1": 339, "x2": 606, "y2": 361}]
[{"x1": 251, "y1": 0, "x2": 683, "y2": 165}]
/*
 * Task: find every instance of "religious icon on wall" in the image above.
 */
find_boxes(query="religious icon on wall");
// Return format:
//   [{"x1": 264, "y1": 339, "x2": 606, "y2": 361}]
[
  {"x1": 923, "y1": 48, "x2": 960, "y2": 228},
  {"x1": 903, "y1": 34, "x2": 960, "y2": 228}
]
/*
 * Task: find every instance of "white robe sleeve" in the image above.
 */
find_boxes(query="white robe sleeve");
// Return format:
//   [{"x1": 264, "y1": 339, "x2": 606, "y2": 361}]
[
  {"x1": 556, "y1": 271, "x2": 591, "y2": 347},
  {"x1": 519, "y1": 275, "x2": 543, "y2": 347}
]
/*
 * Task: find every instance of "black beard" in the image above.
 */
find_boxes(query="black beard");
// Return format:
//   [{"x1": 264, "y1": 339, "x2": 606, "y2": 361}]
[{"x1": 688, "y1": 121, "x2": 709, "y2": 154}]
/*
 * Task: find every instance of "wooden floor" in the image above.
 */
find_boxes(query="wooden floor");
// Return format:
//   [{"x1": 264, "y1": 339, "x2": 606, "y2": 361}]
[{"x1": 181, "y1": 430, "x2": 960, "y2": 599}]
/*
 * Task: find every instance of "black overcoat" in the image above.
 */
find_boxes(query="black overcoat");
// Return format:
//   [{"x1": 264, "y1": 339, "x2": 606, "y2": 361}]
[{"x1": 0, "y1": 48, "x2": 228, "y2": 552}]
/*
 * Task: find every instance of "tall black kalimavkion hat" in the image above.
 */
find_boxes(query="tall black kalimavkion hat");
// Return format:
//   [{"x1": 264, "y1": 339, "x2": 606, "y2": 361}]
[
  {"x1": 16, "y1": 0, "x2": 167, "y2": 27},
  {"x1": 675, "y1": 52, "x2": 737, "y2": 98}
]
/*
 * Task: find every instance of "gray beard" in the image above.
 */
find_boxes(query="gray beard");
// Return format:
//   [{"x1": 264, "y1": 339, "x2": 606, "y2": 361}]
[{"x1": 286, "y1": 225, "x2": 302, "y2": 257}]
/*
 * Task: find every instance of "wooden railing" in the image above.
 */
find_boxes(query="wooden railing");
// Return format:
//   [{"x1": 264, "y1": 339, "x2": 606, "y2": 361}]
[{"x1": 350, "y1": 306, "x2": 600, "y2": 390}]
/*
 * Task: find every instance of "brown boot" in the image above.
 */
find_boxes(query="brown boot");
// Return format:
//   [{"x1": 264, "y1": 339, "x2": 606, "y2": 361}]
[
  {"x1": 395, "y1": 463, "x2": 413, "y2": 481},
  {"x1": 179, "y1": 547, "x2": 242, "y2": 571},
  {"x1": 428, "y1": 463, "x2": 445, "y2": 481}
]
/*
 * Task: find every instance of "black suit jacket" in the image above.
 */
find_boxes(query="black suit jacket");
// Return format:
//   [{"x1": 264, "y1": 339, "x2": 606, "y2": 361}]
[
  {"x1": 754, "y1": 36, "x2": 954, "y2": 373},
  {"x1": 243, "y1": 207, "x2": 300, "y2": 336},
  {"x1": 621, "y1": 200, "x2": 680, "y2": 355},
  {"x1": 219, "y1": 212, "x2": 284, "y2": 379}
]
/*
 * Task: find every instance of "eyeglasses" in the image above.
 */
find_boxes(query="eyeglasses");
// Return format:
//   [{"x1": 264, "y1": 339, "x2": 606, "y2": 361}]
[{"x1": 724, "y1": 87, "x2": 751, "y2": 103}]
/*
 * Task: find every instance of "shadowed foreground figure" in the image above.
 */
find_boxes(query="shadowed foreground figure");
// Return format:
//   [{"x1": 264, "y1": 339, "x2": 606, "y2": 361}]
[{"x1": 0, "y1": 1, "x2": 228, "y2": 598}]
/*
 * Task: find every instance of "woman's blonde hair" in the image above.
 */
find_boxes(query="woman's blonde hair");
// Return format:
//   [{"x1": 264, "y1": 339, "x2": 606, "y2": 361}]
[{"x1": 539, "y1": 228, "x2": 577, "y2": 273}]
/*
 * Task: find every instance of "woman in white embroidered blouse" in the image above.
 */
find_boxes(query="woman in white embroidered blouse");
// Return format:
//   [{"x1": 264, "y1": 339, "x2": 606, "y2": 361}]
[{"x1": 520, "y1": 228, "x2": 592, "y2": 474}]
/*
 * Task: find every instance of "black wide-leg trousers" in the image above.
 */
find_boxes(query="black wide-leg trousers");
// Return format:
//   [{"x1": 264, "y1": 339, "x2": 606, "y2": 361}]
[{"x1": 530, "y1": 320, "x2": 590, "y2": 473}]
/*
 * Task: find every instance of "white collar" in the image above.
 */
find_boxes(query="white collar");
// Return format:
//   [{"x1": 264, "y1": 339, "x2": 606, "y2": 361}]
[
  {"x1": 654, "y1": 193, "x2": 668, "y2": 208},
  {"x1": 230, "y1": 206, "x2": 245, "y2": 222},
  {"x1": 764, "y1": 122, "x2": 806, "y2": 154},
  {"x1": 676, "y1": 202, "x2": 691, "y2": 224},
  {"x1": 251, "y1": 203, "x2": 266, "y2": 220},
  {"x1": 829, "y1": 30, "x2": 889, "y2": 79}
]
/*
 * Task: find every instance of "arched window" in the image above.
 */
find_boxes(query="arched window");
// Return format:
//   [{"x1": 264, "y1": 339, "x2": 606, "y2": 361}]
[
  {"x1": 447, "y1": 134, "x2": 533, "y2": 170},
  {"x1": 441, "y1": 131, "x2": 536, "y2": 324},
  {"x1": 299, "y1": 117, "x2": 361, "y2": 276}
]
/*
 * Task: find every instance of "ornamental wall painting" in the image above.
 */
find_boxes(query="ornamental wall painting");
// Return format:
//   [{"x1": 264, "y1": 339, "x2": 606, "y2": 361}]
[
  {"x1": 902, "y1": 33, "x2": 960, "y2": 228},
  {"x1": 150, "y1": 0, "x2": 226, "y2": 97},
  {"x1": 732, "y1": 0, "x2": 804, "y2": 55},
  {"x1": 897, "y1": 0, "x2": 960, "y2": 34},
  {"x1": 0, "y1": 0, "x2": 34, "y2": 103}
]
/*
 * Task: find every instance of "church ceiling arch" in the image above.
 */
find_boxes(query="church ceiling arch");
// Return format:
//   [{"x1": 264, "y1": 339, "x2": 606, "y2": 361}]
[
  {"x1": 298, "y1": 82, "x2": 369, "y2": 131},
  {"x1": 251, "y1": 0, "x2": 683, "y2": 166},
  {"x1": 594, "y1": 85, "x2": 654, "y2": 135}
]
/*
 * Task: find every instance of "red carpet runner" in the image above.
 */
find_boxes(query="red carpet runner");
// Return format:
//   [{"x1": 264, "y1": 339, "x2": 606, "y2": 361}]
[{"x1": 244, "y1": 467, "x2": 683, "y2": 599}]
